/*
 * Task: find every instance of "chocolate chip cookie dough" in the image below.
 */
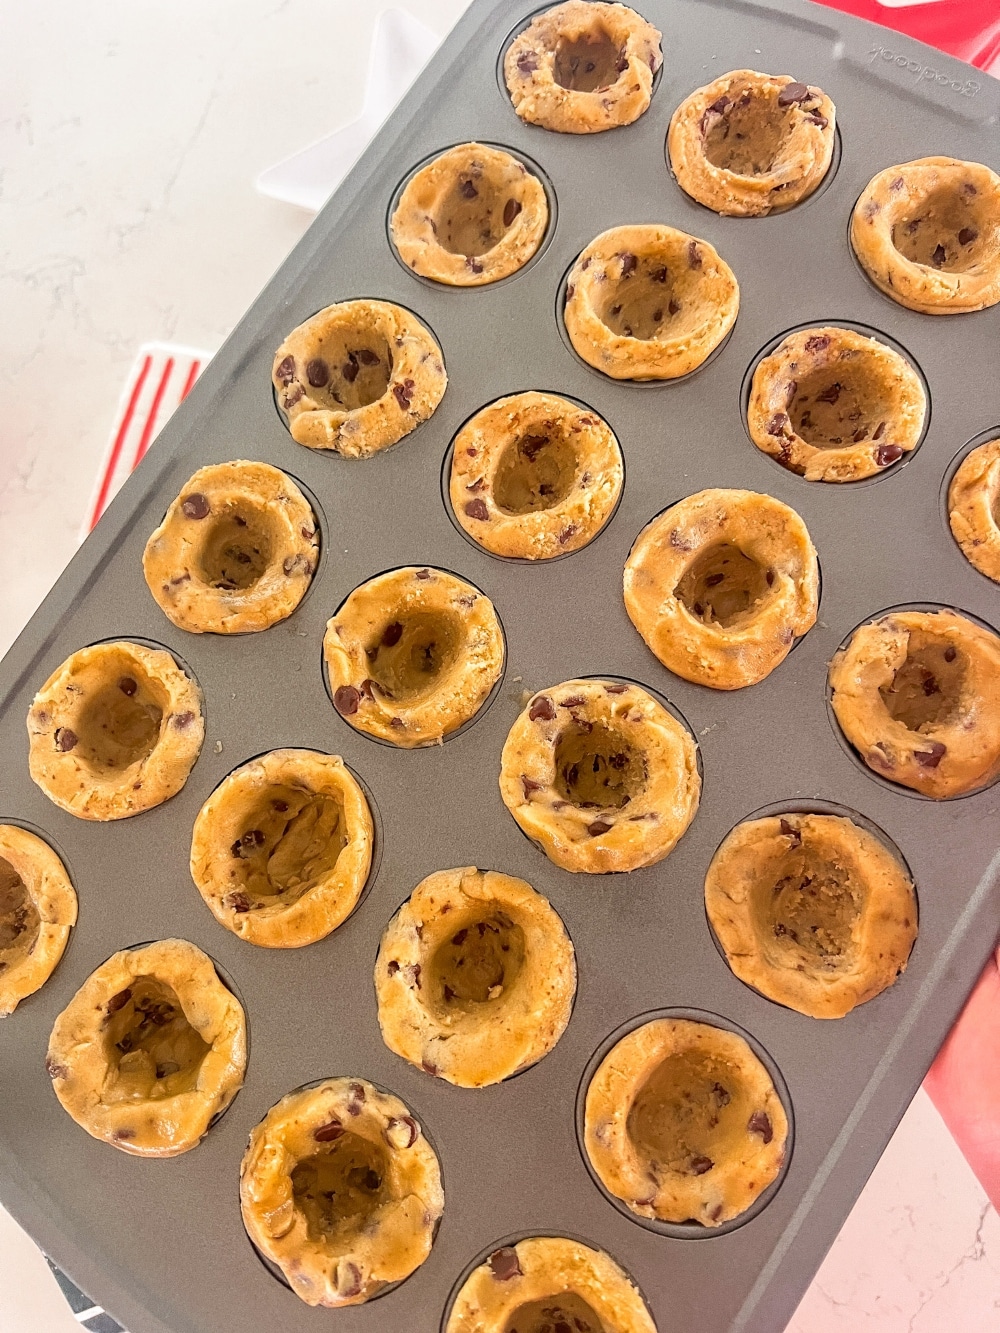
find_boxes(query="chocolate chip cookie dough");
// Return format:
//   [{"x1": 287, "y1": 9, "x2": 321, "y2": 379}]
[
  {"x1": 583, "y1": 1017, "x2": 788, "y2": 1226},
  {"x1": 499, "y1": 678, "x2": 700, "y2": 874},
  {"x1": 624, "y1": 490, "x2": 819, "y2": 689},
  {"x1": 450, "y1": 393, "x2": 623, "y2": 559},
  {"x1": 391, "y1": 144, "x2": 548, "y2": 285},
  {"x1": 851, "y1": 158, "x2": 1000, "y2": 314},
  {"x1": 190, "y1": 750, "x2": 373, "y2": 948},
  {"x1": 748, "y1": 327, "x2": 926, "y2": 482},
  {"x1": 445, "y1": 1236, "x2": 657, "y2": 1333},
  {"x1": 27, "y1": 641, "x2": 204, "y2": 820},
  {"x1": 706, "y1": 813, "x2": 917, "y2": 1019},
  {"x1": 0, "y1": 826, "x2": 77, "y2": 1017},
  {"x1": 325, "y1": 567, "x2": 504, "y2": 747},
  {"x1": 564, "y1": 225, "x2": 739, "y2": 379},
  {"x1": 240, "y1": 1077, "x2": 443, "y2": 1307},
  {"x1": 273, "y1": 300, "x2": 446, "y2": 455},
  {"x1": 668, "y1": 71, "x2": 835, "y2": 217},
  {"x1": 375, "y1": 867, "x2": 576, "y2": 1088},
  {"x1": 829, "y1": 609, "x2": 1000, "y2": 798},
  {"x1": 504, "y1": 1, "x2": 661, "y2": 135},
  {"x1": 948, "y1": 439, "x2": 1000, "y2": 583},
  {"x1": 143, "y1": 461, "x2": 318, "y2": 633},
  {"x1": 46, "y1": 939, "x2": 246, "y2": 1157}
]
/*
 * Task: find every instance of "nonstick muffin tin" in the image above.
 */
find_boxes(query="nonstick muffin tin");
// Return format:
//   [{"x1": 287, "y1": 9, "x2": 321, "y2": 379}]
[{"x1": 2, "y1": 1, "x2": 999, "y2": 1330}]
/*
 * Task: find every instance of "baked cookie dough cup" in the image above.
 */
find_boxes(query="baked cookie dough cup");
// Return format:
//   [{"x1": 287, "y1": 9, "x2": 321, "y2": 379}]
[
  {"x1": 748, "y1": 327, "x2": 926, "y2": 483},
  {"x1": 240, "y1": 1077, "x2": 443, "y2": 1307},
  {"x1": 449, "y1": 392, "x2": 623, "y2": 559},
  {"x1": 948, "y1": 438, "x2": 1000, "y2": 583},
  {"x1": 27, "y1": 641, "x2": 204, "y2": 821},
  {"x1": 391, "y1": 144, "x2": 548, "y2": 286},
  {"x1": 273, "y1": 300, "x2": 446, "y2": 455},
  {"x1": 190, "y1": 749, "x2": 373, "y2": 948},
  {"x1": 499, "y1": 678, "x2": 700, "y2": 874},
  {"x1": 504, "y1": 1, "x2": 662, "y2": 135},
  {"x1": 706, "y1": 812, "x2": 917, "y2": 1019},
  {"x1": 583, "y1": 1017, "x2": 788, "y2": 1227},
  {"x1": 324, "y1": 567, "x2": 505, "y2": 747},
  {"x1": 623, "y1": 490, "x2": 819, "y2": 689},
  {"x1": 375, "y1": 867, "x2": 576, "y2": 1088},
  {"x1": 830, "y1": 609, "x2": 1000, "y2": 799},
  {"x1": 668, "y1": 71, "x2": 835, "y2": 217},
  {"x1": 564, "y1": 225, "x2": 739, "y2": 380},
  {"x1": 445, "y1": 1236, "x2": 656, "y2": 1333},
  {"x1": 142, "y1": 461, "x2": 318, "y2": 633},
  {"x1": 851, "y1": 158, "x2": 1000, "y2": 314},
  {"x1": 0, "y1": 826, "x2": 77, "y2": 1017},
  {"x1": 46, "y1": 939, "x2": 246, "y2": 1157}
]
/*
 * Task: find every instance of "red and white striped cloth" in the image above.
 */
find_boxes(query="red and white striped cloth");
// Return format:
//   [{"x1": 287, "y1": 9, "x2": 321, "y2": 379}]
[{"x1": 83, "y1": 343, "x2": 211, "y2": 538}]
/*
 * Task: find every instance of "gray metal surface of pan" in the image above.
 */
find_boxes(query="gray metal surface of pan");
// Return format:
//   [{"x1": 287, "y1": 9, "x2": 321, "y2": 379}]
[{"x1": 1, "y1": 1, "x2": 998, "y2": 1330}]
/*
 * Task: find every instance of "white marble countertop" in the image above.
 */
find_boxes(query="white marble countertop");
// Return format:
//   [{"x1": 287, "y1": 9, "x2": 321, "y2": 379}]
[{"x1": 1, "y1": 2, "x2": 997, "y2": 1329}]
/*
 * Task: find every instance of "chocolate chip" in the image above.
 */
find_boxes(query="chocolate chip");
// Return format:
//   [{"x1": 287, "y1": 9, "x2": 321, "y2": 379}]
[
  {"x1": 872, "y1": 421, "x2": 886, "y2": 441},
  {"x1": 45, "y1": 1057, "x2": 68, "y2": 1080},
  {"x1": 777, "y1": 81, "x2": 810, "y2": 105},
  {"x1": 521, "y1": 775, "x2": 542, "y2": 798},
  {"x1": 779, "y1": 817, "x2": 801, "y2": 844},
  {"x1": 615, "y1": 50, "x2": 628, "y2": 73},
  {"x1": 620, "y1": 252, "x2": 638, "y2": 278},
  {"x1": 342, "y1": 354, "x2": 359, "y2": 383},
  {"x1": 687, "y1": 240, "x2": 702, "y2": 269},
  {"x1": 959, "y1": 227, "x2": 978, "y2": 246},
  {"x1": 389, "y1": 717, "x2": 404, "y2": 729},
  {"x1": 452, "y1": 928, "x2": 468, "y2": 946},
  {"x1": 385, "y1": 1115, "x2": 419, "y2": 1148},
  {"x1": 282, "y1": 554, "x2": 310, "y2": 576},
  {"x1": 387, "y1": 959, "x2": 400, "y2": 976},
  {"x1": 381, "y1": 621, "x2": 403, "y2": 648},
  {"x1": 465, "y1": 498, "x2": 489, "y2": 521},
  {"x1": 459, "y1": 178, "x2": 478, "y2": 200},
  {"x1": 565, "y1": 282, "x2": 575, "y2": 301},
  {"x1": 181, "y1": 492, "x2": 211, "y2": 520},
  {"x1": 690, "y1": 1155, "x2": 714, "y2": 1175},
  {"x1": 944, "y1": 645, "x2": 957, "y2": 663},
  {"x1": 408, "y1": 963, "x2": 422, "y2": 989},
  {"x1": 767, "y1": 412, "x2": 789, "y2": 437},
  {"x1": 921, "y1": 671, "x2": 939, "y2": 697},
  {"x1": 804, "y1": 335, "x2": 830, "y2": 353},
  {"x1": 415, "y1": 568, "x2": 432, "y2": 579},
  {"x1": 529, "y1": 695, "x2": 556, "y2": 722},
  {"x1": 275, "y1": 354, "x2": 296, "y2": 385},
  {"x1": 914, "y1": 741, "x2": 946, "y2": 768},
  {"x1": 875, "y1": 443, "x2": 903, "y2": 467},
  {"x1": 467, "y1": 257, "x2": 484, "y2": 274},
  {"x1": 116, "y1": 676, "x2": 138, "y2": 698},
  {"x1": 306, "y1": 358, "x2": 328, "y2": 388},
  {"x1": 891, "y1": 176, "x2": 905, "y2": 191},
  {"x1": 54, "y1": 727, "x2": 78, "y2": 752},
  {"x1": 712, "y1": 1081, "x2": 731, "y2": 1106},
  {"x1": 517, "y1": 51, "x2": 538, "y2": 75},
  {"x1": 705, "y1": 572, "x2": 724, "y2": 586},
  {"x1": 489, "y1": 1247, "x2": 522, "y2": 1281},
  {"x1": 334, "y1": 685, "x2": 361, "y2": 716},
  {"x1": 816, "y1": 382, "x2": 841, "y2": 405},
  {"x1": 107, "y1": 988, "x2": 132, "y2": 1014},
  {"x1": 347, "y1": 1081, "x2": 366, "y2": 1114},
  {"x1": 558, "y1": 524, "x2": 577, "y2": 545},
  {"x1": 224, "y1": 891, "x2": 252, "y2": 913},
  {"x1": 932, "y1": 243, "x2": 947, "y2": 268},
  {"x1": 588, "y1": 820, "x2": 612, "y2": 836},
  {"x1": 335, "y1": 1260, "x2": 362, "y2": 1299},
  {"x1": 356, "y1": 348, "x2": 380, "y2": 366},
  {"x1": 503, "y1": 198, "x2": 522, "y2": 227},
  {"x1": 808, "y1": 112, "x2": 828, "y2": 129},
  {"x1": 748, "y1": 1110, "x2": 773, "y2": 1143},
  {"x1": 314, "y1": 1118, "x2": 345, "y2": 1142},
  {"x1": 283, "y1": 385, "x2": 303, "y2": 409},
  {"x1": 172, "y1": 710, "x2": 195, "y2": 729},
  {"x1": 393, "y1": 379, "x2": 415, "y2": 410}
]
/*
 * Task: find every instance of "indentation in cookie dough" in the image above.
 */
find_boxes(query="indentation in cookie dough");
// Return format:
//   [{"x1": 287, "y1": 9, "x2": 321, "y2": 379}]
[
  {"x1": 74, "y1": 681, "x2": 163, "y2": 774},
  {"x1": 229, "y1": 787, "x2": 348, "y2": 909},
  {"x1": 626, "y1": 1048, "x2": 742, "y2": 1177},
  {"x1": 0, "y1": 858, "x2": 41, "y2": 965},
  {"x1": 434, "y1": 173, "x2": 519, "y2": 259},
  {"x1": 595, "y1": 261, "x2": 683, "y2": 341},
  {"x1": 291, "y1": 1134, "x2": 390, "y2": 1244},
  {"x1": 503, "y1": 1294, "x2": 608, "y2": 1333},
  {"x1": 197, "y1": 506, "x2": 274, "y2": 591},
  {"x1": 764, "y1": 844, "x2": 860, "y2": 966},
  {"x1": 553, "y1": 23, "x2": 620, "y2": 91},
  {"x1": 103, "y1": 976, "x2": 211, "y2": 1099},
  {"x1": 493, "y1": 431, "x2": 579, "y2": 514},
  {"x1": 304, "y1": 335, "x2": 393, "y2": 413},
  {"x1": 674, "y1": 543, "x2": 772, "y2": 628},
  {"x1": 366, "y1": 611, "x2": 464, "y2": 703},
  {"x1": 427, "y1": 908, "x2": 526, "y2": 1011},
  {"x1": 554, "y1": 723, "x2": 645, "y2": 809},
  {"x1": 879, "y1": 639, "x2": 965, "y2": 732},
  {"x1": 893, "y1": 187, "x2": 985, "y2": 273},
  {"x1": 703, "y1": 93, "x2": 791, "y2": 175}
]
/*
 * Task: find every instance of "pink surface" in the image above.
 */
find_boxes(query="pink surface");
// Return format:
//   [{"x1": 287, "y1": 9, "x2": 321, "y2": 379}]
[{"x1": 812, "y1": 0, "x2": 1000, "y2": 75}]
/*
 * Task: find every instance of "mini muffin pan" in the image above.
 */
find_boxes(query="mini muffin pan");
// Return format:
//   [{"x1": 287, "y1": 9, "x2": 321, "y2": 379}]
[{"x1": 1, "y1": 2, "x2": 998, "y2": 1331}]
